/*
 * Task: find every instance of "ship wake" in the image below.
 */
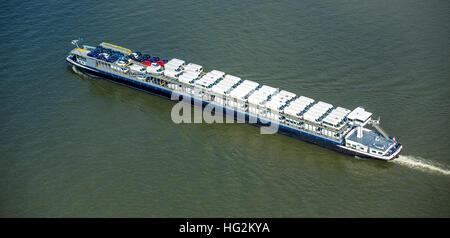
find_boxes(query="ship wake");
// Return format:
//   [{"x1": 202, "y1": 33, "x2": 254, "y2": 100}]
[
  {"x1": 72, "y1": 65, "x2": 85, "y2": 76},
  {"x1": 72, "y1": 65, "x2": 99, "y2": 78},
  {"x1": 392, "y1": 155, "x2": 450, "y2": 176}
]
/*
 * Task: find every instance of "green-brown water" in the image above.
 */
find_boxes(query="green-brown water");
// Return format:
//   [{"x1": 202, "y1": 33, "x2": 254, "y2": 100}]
[{"x1": 1, "y1": 0, "x2": 449, "y2": 217}]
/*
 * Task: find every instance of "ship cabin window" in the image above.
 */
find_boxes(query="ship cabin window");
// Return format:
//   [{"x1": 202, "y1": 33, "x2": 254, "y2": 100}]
[
  {"x1": 378, "y1": 152, "x2": 383, "y2": 155},
  {"x1": 372, "y1": 150, "x2": 377, "y2": 153}
]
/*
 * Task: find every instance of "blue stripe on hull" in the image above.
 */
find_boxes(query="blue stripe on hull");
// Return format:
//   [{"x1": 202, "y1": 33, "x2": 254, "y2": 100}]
[{"x1": 69, "y1": 62, "x2": 393, "y2": 161}]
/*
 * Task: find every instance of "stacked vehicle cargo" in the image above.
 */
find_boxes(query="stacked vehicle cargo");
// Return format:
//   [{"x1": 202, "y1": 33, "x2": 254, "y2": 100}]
[
  {"x1": 322, "y1": 107, "x2": 351, "y2": 130},
  {"x1": 178, "y1": 71, "x2": 201, "y2": 85},
  {"x1": 87, "y1": 44, "x2": 125, "y2": 63},
  {"x1": 283, "y1": 96, "x2": 315, "y2": 117},
  {"x1": 281, "y1": 96, "x2": 314, "y2": 126},
  {"x1": 195, "y1": 70, "x2": 225, "y2": 89},
  {"x1": 302, "y1": 101, "x2": 333, "y2": 131},
  {"x1": 247, "y1": 85, "x2": 278, "y2": 116},
  {"x1": 80, "y1": 47, "x2": 355, "y2": 139},
  {"x1": 265, "y1": 90, "x2": 296, "y2": 121},
  {"x1": 227, "y1": 80, "x2": 260, "y2": 110},
  {"x1": 178, "y1": 72, "x2": 201, "y2": 93},
  {"x1": 183, "y1": 63, "x2": 203, "y2": 73},
  {"x1": 210, "y1": 75, "x2": 242, "y2": 105},
  {"x1": 164, "y1": 58, "x2": 185, "y2": 80}
]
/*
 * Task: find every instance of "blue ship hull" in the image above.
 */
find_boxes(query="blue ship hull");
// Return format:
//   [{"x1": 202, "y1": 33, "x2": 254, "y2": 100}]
[{"x1": 68, "y1": 58, "x2": 399, "y2": 161}]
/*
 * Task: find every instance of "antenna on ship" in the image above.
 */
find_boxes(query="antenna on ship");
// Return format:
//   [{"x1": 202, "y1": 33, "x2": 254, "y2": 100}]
[
  {"x1": 71, "y1": 37, "x2": 84, "y2": 48},
  {"x1": 370, "y1": 116, "x2": 391, "y2": 140}
]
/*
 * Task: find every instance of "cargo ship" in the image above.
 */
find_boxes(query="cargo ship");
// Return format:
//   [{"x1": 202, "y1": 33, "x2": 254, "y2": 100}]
[{"x1": 66, "y1": 40, "x2": 403, "y2": 160}]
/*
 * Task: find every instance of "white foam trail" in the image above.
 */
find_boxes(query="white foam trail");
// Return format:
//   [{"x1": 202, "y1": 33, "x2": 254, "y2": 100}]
[
  {"x1": 72, "y1": 65, "x2": 84, "y2": 75},
  {"x1": 392, "y1": 155, "x2": 450, "y2": 176},
  {"x1": 72, "y1": 65, "x2": 99, "y2": 78}
]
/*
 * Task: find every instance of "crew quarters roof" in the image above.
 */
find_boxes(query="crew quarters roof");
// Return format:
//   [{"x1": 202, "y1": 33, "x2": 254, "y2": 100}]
[{"x1": 347, "y1": 107, "x2": 372, "y2": 122}]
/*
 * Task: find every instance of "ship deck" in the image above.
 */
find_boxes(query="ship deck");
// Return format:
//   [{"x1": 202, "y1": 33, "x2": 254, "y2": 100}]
[
  {"x1": 347, "y1": 129, "x2": 392, "y2": 151},
  {"x1": 68, "y1": 42, "x2": 402, "y2": 159}
]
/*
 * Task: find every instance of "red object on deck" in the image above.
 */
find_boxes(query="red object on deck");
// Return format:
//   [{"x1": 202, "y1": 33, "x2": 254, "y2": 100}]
[
  {"x1": 156, "y1": 60, "x2": 165, "y2": 66},
  {"x1": 142, "y1": 61, "x2": 151, "y2": 66}
]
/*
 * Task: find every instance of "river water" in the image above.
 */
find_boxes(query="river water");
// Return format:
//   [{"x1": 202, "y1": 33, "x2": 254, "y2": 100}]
[{"x1": 0, "y1": 0, "x2": 449, "y2": 217}]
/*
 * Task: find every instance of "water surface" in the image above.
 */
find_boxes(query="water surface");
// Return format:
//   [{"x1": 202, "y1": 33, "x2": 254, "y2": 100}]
[{"x1": 0, "y1": 0, "x2": 449, "y2": 217}]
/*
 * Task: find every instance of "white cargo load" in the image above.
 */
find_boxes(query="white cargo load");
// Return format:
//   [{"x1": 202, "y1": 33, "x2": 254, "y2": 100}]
[
  {"x1": 247, "y1": 85, "x2": 278, "y2": 105},
  {"x1": 146, "y1": 63, "x2": 163, "y2": 75},
  {"x1": 184, "y1": 63, "x2": 203, "y2": 73},
  {"x1": 211, "y1": 74, "x2": 241, "y2": 95},
  {"x1": 165, "y1": 58, "x2": 185, "y2": 71},
  {"x1": 179, "y1": 71, "x2": 201, "y2": 84},
  {"x1": 164, "y1": 69, "x2": 181, "y2": 79},
  {"x1": 303, "y1": 101, "x2": 333, "y2": 123}
]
